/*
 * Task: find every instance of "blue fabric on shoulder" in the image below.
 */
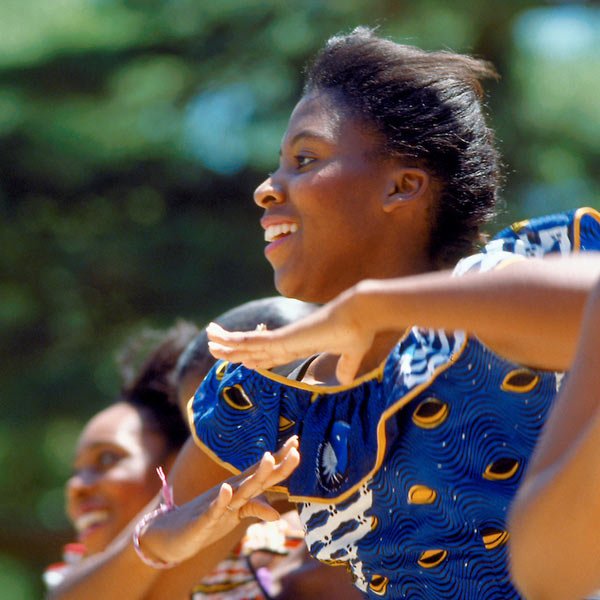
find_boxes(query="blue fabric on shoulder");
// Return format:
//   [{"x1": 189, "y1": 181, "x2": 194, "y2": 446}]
[{"x1": 485, "y1": 206, "x2": 600, "y2": 255}]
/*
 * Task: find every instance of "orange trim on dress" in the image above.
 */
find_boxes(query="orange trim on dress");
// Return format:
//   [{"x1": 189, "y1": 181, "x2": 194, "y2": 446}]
[
  {"x1": 573, "y1": 206, "x2": 600, "y2": 252},
  {"x1": 188, "y1": 331, "x2": 469, "y2": 505}
]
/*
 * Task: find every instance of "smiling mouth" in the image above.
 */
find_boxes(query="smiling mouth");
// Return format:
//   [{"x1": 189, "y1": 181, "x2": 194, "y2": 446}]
[
  {"x1": 264, "y1": 223, "x2": 299, "y2": 243},
  {"x1": 73, "y1": 510, "x2": 110, "y2": 534}
]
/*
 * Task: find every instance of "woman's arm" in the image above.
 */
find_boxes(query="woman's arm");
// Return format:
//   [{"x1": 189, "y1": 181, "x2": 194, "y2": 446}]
[
  {"x1": 207, "y1": 254, "x2": 600, "y2": 383},
  {"x1": 47, "y1": 438, "x2": 299, "y2": 600},
  {"x1": 509, "y1": 278, "x2": 600, "y2": 600}
]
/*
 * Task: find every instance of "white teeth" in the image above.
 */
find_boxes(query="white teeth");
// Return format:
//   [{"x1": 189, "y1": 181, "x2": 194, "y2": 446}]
[
  {"x1": 74, "y1": 510, "x2": 109, "y2": 532},
  {"x1": 264, "y1": 223, "x2": 298, "y2": 242}
]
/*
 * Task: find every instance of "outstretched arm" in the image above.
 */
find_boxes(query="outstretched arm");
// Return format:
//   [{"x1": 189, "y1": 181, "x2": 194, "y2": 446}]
[
  {"x1": 138, "y1": 439, "x2": 300, "y2": 565},
  {"x1": 47, "y1": 438, "x2": 299, "y2": 600},
  {"x1": 207, "y1": 254, "x2": 600, "y2": 384},
  {"x1": 509, "y1": 278, "x2": 600, "y2": 600}
]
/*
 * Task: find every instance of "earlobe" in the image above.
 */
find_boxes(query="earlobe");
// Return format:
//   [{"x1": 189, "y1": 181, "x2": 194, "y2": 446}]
[{"x1": 382, "y1": 168, "x2": 429, "y2": 213}]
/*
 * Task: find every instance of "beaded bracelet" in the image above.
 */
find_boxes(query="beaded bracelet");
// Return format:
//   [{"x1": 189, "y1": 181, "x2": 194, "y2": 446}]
[{"x1": 132, "y1": 466, "x2": 181, "y2": 569}]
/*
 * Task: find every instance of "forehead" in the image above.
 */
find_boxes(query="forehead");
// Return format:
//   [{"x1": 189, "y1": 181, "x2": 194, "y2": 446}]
[
  {"x1": 76, "y1": 403, "x2": 143, "y2": 453},
  {"x1": 283, "y1": 91, "x2": 379, "y2": 152},
  {"x1": 285, "y1": 92, "x2": 345, "y2": 141}
]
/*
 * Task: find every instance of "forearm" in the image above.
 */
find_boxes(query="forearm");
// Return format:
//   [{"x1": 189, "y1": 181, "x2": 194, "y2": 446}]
[
  {"x1": 509, "y1": 416, "x2": 600, "y2": 600},
  {"x1": 509, "y1": 281, "x2": 600, "y2": 599},
  {"x1": 47, "y1": 520, "x2": 248, "y2": 600},
  {"x1": 352, "y1": 253, "x2": 600, "y2": 370},
  {"x1": 46, "y1": 520, "x2": 159, "y2": 599}
]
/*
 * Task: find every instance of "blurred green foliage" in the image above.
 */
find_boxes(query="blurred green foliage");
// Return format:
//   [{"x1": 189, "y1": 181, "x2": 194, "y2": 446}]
[{"x1": 1, "y1": 0, "x2": 598, "y2": 596}]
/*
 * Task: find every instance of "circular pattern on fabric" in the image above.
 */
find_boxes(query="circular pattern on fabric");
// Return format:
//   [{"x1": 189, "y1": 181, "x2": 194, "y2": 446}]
[
  {"x1": 483, "y1": 458, "x2": 520, "y2": 481},
  {"x1": 501, "y1": 369, "x2": 539, "y2": 393},
  {"x1": 278, "y1": 415, "x2": 295, "y2": 432},
  {"x1": 369, "y1": 574, "x2": 390, "y2": 596},
  {"x1": 412, "y1": 398, "x2": 449, "y2": 429},
  {"x1": 221, "y1": 385, "x2": 254, "y2": 411},
  {"x1": 407, "y1": 485, "x2": 437, "y2": 505},
  {"x1": 481, "y1": 527, "x2": 510, "y2": 550},
  {"x1": 418, "y1": 549, "x2": 448, "y2": 569}
]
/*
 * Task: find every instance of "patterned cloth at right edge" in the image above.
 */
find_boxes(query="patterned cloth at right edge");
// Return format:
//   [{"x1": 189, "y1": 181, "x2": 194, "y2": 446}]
[{"x1": 189, "y1": 207, "x2": 600, "y2": 600}]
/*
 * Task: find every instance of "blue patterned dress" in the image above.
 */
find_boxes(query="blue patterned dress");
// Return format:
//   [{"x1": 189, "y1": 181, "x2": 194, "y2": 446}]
[{"x1": 189, "y1": 207, "x2": 600, "y2": 599}]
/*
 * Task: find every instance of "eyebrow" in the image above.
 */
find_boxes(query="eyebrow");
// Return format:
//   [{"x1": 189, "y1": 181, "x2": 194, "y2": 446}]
[
  {"x1": 75, "y1": 441, "x2": 123, "y2": 456},
  {"x1": 280, "y1": 129, "x2": 333, "y2": 155}
]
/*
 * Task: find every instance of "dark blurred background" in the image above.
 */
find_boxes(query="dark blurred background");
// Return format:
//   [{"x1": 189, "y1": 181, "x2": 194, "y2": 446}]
[{"x1": 1, "y1": 1, "x2": 598, "y2": 596}]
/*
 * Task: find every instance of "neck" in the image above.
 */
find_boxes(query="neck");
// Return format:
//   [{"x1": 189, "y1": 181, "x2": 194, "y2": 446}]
[{"x1": 361, "y1": 329, "x2": 406, "y2": 373}]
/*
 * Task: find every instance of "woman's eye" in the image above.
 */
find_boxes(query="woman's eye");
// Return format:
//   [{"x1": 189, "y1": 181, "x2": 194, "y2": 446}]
[
  {"x1": 97, "y1": 451, "x2": 121, "y2": 469},
  {"x1": 296, "y1": 155, "x2": 315, "y2": 168}
]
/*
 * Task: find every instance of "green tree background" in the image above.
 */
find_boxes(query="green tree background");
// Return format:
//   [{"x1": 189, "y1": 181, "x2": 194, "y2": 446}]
[{"x1": 1, "y1": 1, "x2": 598, "y2": 597}]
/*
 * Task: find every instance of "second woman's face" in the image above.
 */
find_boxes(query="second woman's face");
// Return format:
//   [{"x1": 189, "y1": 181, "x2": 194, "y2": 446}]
[
  {"x1": 254, "y1": 92, "x2": 405, "y2": 303},
  {"x1": 65, "y1": 403, "x2": 169, "y2": 555}
]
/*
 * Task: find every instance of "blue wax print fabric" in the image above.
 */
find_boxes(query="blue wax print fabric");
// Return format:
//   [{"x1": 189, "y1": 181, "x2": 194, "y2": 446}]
[{"x1": 189, "y1": 207, "x2": 600, "y2": 599}]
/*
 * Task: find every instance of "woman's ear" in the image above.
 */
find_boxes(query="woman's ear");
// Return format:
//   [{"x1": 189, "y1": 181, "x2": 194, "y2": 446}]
[{"x1": 382, "y1": 168, "x2": 429, "y2": 213}]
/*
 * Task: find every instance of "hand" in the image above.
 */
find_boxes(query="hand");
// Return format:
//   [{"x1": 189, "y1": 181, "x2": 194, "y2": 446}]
[
  {"x1": 139, "y1": 437, "x2": 300, "y2": 564},
  {"x1": 207, "y1": 286, "x2": 376, "y2": 385}
]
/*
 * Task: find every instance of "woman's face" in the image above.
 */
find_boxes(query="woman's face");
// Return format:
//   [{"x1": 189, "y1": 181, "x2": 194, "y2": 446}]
[
  {"x1": 254, "y1": 91, "x2": 418, "y2": 303},
  {"x1": 65, "y1": 403, "x2": 169, "y2": 555}
]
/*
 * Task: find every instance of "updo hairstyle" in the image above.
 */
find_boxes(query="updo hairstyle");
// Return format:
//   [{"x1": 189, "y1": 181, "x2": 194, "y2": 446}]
[{"x1": 304, "y1": 27, "x2": 501, "y2": 267}]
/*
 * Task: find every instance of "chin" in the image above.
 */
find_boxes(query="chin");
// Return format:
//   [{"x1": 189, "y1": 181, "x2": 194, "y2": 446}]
[
  {"x1": 275, "y1": 274, "x2": 319, "y2": 304},
  {"x1": 276, "y1": 273, "x2": 353, "y2": 305},
  {"x1": 82, "y1": 534, "x2": 110, "y2": 556}
]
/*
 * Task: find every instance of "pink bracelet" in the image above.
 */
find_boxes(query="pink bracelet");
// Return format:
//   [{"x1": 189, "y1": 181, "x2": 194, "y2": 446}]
[{"x1": 133, "y1": 467, "x2": 181, "y2": 569}]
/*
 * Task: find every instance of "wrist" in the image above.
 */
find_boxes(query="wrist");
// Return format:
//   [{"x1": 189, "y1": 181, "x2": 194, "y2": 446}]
[
  {"x1": 133, "y1": 506, "x2": 180, "y2": 569},
  {"x1": 132, "y1": 466, "x2": 180, "y2": 569}
]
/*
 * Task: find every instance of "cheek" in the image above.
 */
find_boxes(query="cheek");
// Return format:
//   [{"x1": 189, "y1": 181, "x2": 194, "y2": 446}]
[
  {"x1": 299, "y1": 165, "x2": 380, "y2": 220},
  {"x1": 103, "y1": 464, "x2": 160, "y2": 513}
]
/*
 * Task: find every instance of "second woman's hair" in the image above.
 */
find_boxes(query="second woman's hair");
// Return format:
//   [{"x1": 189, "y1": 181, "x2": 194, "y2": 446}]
[{"x1": 118, "y1": 320, "x2": 200, "y2": 453}]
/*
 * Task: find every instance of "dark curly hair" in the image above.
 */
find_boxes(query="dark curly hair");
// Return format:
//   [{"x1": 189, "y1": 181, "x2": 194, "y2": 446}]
[
  {"x1": 118, "y1": 320, "x2": 199, "y2": 454},
  {"x1": 303, "y1": 27, "x2": 501, "y2": 267}
]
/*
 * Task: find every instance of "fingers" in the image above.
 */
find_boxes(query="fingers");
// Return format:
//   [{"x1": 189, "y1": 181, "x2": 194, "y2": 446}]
[
  {"x1": 206, "y1": 322, "x2": 266, "y2": 344},
  {"x1": 236, "y1": 436, "x2": 299, "y2": 479},
  {"x1": 274, "y1": 435, "x2": 299, "y2": 460},
  {"x1": 229, "y1": 445, "x2": 300, "y2": 511},
  {"x1": 335, "y1": 351, "x2": 364, "y2": 386},
  {"x1": 238, "y1": 497, "x2": 281, "y2": 522},
  {"x1": 271, "y1": 446, "x2": 300, "y2": 484},
  {"x1": 207, "y1": 323, "x2": 274, "y2": 356},
  {"x1": 228, "y1": 452, "x2": 275, "y2": 511},
  {"x1": 207, "y1": 341, "x2": 272, "y2": 362},
  {"x1": 204, "y1": 482, "x2": 234, "y2": 525},
  {"x1": 206, "y1": 322, "x2": 301, "y2": 367}
]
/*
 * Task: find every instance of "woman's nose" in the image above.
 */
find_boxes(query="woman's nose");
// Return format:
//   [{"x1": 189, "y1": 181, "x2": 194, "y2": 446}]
[
  {"x1": 254, "y1": 174, "x2": 285, "y2": 208},
  {"x1": 66, "y1": 469, "x2": 97, "y2": 499}
]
